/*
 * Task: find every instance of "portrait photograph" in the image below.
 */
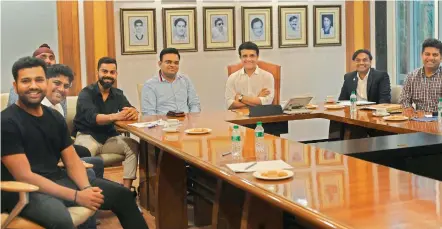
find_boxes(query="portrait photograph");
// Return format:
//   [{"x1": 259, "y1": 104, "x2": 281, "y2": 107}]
[
  {"x1": 242, "y1": 6, "x2": 273, "y2": 49},
  {"x1": 313, "y1": 5, "x2": 342, "y2": 47},
  {"x1": 203, "y1": 7, "x2": 235, "y2": 51},
  {"x1": 120, "y1": 9, "x2": 157, "y2": 55},
  {"x1": 163, "y1": 8, "x2": 197, "y2": 52},
  {"x1": 278, "y1": 5, "x2": 308, "y2": 48}
]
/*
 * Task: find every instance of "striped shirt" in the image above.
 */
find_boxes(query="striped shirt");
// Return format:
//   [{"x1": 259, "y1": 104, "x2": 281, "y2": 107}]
[
  {"x1": 141, "y1": 72, "x2": 201, "y2": 116},
  {"x1": 399, "y1": 66, "x2": 442, "y2": 112}
]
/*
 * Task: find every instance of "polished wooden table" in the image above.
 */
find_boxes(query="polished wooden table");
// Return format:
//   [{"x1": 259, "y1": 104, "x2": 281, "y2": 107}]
[{"x1": 116, "y1": 105, "x2": 442, "y2": 229}]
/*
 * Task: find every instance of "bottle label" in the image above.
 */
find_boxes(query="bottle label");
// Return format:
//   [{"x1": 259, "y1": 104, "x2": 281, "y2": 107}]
[
  {"x1": 255, "y1": 132, "x2": 264, "y2": 137},
  {"x1": 231, "y1": 136, "x2": 240, "y2": 141}
]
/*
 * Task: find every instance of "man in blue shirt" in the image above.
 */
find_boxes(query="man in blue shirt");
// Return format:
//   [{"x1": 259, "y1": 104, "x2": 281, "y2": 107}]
[{"x1": 141, "y1": 48, "x2": 201, "y2": 116}]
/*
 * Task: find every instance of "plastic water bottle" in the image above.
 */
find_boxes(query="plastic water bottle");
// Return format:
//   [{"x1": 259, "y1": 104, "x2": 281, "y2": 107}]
[
  {"x1": 231, "y1": 125, "x2": 242, "y2": 159},
  {"x1": 438, "y1": 97, "x2": 442, "y2": 126},
  {"x1": 255, "y1": 122, "x2": 266, "y2": 160},
  {"x1": 350, "y1": 91, "x2": 357, "y2": 114}
]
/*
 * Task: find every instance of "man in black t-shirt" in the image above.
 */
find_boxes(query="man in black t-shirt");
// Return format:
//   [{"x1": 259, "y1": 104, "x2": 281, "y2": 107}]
[{"x1": 1, "y1": 57, "x2": 148, "y2": 229}]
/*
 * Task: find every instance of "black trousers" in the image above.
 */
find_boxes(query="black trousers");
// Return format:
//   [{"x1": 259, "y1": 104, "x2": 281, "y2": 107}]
[{"x1": 2, "y1": 174, "x2": 149, "y2": 229}]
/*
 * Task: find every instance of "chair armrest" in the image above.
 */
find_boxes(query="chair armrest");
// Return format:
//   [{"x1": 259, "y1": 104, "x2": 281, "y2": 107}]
[
  {"x1": 1, "y1": 181, "x2": 39, "y2": 229},
  {"x1": 57, "y1": 161, "x2": 94, "y2": 169},
  {"x1": 1, "y1": 181, "x2": 39, "y2": 193}
]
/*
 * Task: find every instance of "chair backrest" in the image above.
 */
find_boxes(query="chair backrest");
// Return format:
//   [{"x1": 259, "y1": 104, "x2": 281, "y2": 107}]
[
  {"x1": 66, "y1": 96, "x2": 78, "y2": 134},
  {"x1": 227, "y1": 61, "x2": 281, "y2": 105},
  {"x1": 1, "y1": 93, "x2": 10, "y2": 111},
  {"x1": 391, "y1": 85, "x2": 403, "y2": 104},
  {"x1": 137, "y1": 83, "x2": 144, "y2": 111}
]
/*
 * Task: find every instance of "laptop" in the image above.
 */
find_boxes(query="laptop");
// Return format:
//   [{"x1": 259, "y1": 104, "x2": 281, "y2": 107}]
[{"x1": 281, "y1": 96, "x2": 314, "y2": 114}]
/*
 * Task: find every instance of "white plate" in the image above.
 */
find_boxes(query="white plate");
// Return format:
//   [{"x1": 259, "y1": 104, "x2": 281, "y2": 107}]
[
  {"x1": 184, "y1": 128, "x2": 212, "y2": 135},
  {"x1": 163, "y1": 127, "x2": 179, "y2": 133},
  {"x1": 253, "y1": 170, "x2": 294, "y2": 180},
  {"x1": 383, "y1": 115, "x2": 409, "y2": 121},
  {"x1": 324, "y1": 104, "x2": 345, "y2": 110}
]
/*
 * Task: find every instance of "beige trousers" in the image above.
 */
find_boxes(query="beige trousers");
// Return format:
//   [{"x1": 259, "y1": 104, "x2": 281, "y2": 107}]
[{"x1": 74, "y1": 132, "x2": 139, "y2": 180}]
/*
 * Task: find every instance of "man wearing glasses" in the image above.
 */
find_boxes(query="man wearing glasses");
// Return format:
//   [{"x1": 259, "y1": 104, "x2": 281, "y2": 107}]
[{"x1": 211, "y1": 17, "x2": 228, "y2": 42}]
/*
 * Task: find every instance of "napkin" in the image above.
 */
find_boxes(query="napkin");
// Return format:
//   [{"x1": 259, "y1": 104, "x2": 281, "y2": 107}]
[
  {"x1": 128, "y1": 119, "x2": 167, "y2": 128},
  {"x1": 226, "y1": 160, "x2": 293, "y2": 173}
]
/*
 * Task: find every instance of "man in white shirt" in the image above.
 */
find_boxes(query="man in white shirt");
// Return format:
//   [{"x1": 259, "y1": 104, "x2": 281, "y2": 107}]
[{"x1": 225, "y1": 41, "x2": 274, "y2": 110}]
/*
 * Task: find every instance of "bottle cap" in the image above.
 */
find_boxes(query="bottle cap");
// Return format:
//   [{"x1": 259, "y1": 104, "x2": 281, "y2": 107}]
[
  {"x1": 351, "y1": 91, "x2": 356, "y2": 94},
  {"x1": 257, "y1": 121, "x2": 262, "y2": 126},
  {"x1": 439, "y1": 97, "x2": 442, "y2": 102},
  {"x1": 233, "y1": 125, "x2": 239, "y2": 129}
]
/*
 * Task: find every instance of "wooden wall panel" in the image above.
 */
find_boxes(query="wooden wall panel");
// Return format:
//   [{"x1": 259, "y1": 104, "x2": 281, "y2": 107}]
[
  {"x1": 84, "y1": 0, "x2": 116, "y2": 86},
  {"x1": 345, "y1": 1, "x2": 371, "y2": 73},
  {"x1": 56, "y1": 1, "x2": 82, "y2": 95}
]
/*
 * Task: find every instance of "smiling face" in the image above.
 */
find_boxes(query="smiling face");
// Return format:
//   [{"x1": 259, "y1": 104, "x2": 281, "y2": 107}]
[
  {"x1": 290, "y1": 17, "x2": 298, "y2": 30},
  {"x1": 240, "y1": 49, "x2": 259, "y2": 71},
  {"x1": 158, "y1": 53, "x2": 180, "y2": 78},
  {"x1": 97, "y1": 63, "x2": 117, "y2": 89},
  {"x1": 353, "y1": 52, "x2": 371, "y2": 74},
  {"x1": 14, "y1": 66, "x2": 47, "y2": 108},
  {"x1": 46, "y1": 75, "x2": 70, "y2": 104},
  {"x1": 421, "y1": 47, "x2": 441, "y2": 70}
]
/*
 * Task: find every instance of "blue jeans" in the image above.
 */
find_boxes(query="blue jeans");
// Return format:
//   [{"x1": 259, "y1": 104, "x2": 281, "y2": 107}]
[{"x1": 81, "y1": 157, "x2": 104, "y2": 179}]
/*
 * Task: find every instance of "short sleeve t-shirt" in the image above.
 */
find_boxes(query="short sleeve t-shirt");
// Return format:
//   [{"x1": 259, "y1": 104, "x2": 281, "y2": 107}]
[{"x1": 1, "y1": 104, "x2": 73, "y2": 182}]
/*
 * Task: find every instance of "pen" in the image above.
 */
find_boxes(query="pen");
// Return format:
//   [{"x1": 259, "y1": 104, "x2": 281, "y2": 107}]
[
  {"x1": 244, "y1": 162, "x2": 257, "y2": 171},
  {"x1": 222, "y1": 152, "x2": 232, "y2": 156}
]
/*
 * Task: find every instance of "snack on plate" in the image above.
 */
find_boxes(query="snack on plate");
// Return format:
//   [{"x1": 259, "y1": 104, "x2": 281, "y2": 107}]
[
  {"x1": 261, "y1": 170, "x2": 288, "y2": 178},
  {"x1": 190, "y1": 128, "x2": 206, "y2": 133}
]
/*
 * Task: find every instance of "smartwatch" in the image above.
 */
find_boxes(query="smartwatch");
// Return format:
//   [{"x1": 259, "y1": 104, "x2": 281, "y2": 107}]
[{"x1": 238, "y1": 94, "x2": 243, "y2": 102}]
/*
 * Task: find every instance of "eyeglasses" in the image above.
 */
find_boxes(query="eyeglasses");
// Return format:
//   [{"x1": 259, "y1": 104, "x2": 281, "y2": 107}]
[
  {"x1": 217, "y1": 23, "x2": 224, "y2": 26},
  {"x1": 52, "y1": 80, "x2": 72, "y2": 89}
]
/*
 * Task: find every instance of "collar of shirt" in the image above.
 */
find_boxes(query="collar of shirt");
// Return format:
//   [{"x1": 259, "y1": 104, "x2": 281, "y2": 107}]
[
  {"x1": 158, "y1": 70, "x2": 183, "y2": 83},
  {"x1": 240, "y1": 66, "x2": 261, "y2": 76},
  {"x1": 41, "y1": 97, "x2": 65, "y2": 117},
  {"x1": 356, "y1": 68, "x2": 371, "y2": 81},
  {"x1": 93, "y1": 82, "x2": 116, "y2": 98},
  {"x1": 420, "y1": 66, "x2": 442, "y2": 78}
]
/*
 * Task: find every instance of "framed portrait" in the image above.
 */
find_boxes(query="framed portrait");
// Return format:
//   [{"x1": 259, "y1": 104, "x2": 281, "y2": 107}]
[
  {"x1": 278, "y1": 6, "x2": 308, "y2": 48},
  {"x1": 313, "y1": 5, "x2": 342, "y2": 47},
  {"x1": 163, "y1": 8, "x2": 197, "y2": 52},
  {"x1": 120, "y1": 9, "x2": 157, "y2": 55},
  {"x1": 203, "y1": 7, "x2": 236, "y2": 51},
  {"x1": 242, "y1": 6, "x2": 273, "y2": 49}
]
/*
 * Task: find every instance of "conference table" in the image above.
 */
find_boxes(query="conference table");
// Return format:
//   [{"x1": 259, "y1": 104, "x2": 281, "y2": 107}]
[{"x1": 116, "y1": 105, "x2": 442, "y2": 229}]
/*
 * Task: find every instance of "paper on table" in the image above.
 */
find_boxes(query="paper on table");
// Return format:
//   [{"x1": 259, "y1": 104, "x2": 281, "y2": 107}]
[
  {"x1": 226, "y1": 160, "x2": 293, "y2": 173},
  {"x1": 128, "y1": 119, "x2": 167, "y2": 128},
  {"x1": 338, "y1": 100, "x2": 376, "y2": 106}
]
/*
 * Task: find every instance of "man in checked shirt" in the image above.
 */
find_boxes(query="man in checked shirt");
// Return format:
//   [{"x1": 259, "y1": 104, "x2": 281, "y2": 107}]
[{"x1": 399, "y1": 38, "x2": 442, "y2": 112}]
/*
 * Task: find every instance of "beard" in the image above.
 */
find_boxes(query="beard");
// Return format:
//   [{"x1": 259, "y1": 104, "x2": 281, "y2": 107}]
[
  {"x1": 98, "y1": 76, "x2": 115, "y2": 89},
  {"x1": 18, "y1": 89, "x2": 45, "y2": 109}
]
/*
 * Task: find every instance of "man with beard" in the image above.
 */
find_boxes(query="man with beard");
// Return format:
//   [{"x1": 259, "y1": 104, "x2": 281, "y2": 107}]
[
  {"x1": 73, "y1": 57, "x2": 139, "y2": 190},
  {"x1": 7, "y1": 44, "x2": 65, "y2": 112},
  {"x1": 1, "y1": 56, "x2": 149, "y2": 229}
]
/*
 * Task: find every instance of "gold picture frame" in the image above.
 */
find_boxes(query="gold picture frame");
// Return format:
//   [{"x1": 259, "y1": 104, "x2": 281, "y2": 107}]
[
  {"x1": 313, "y1": 5, "x2": 342, "y2": 47},
  {"x1": 120, "y1": 8, "x2": 157, "y2": 55},
  {"x1": 242, "y1": 6, "x2": 273, "y2": 49},
  {"x1": 203, "y1": 7, "x2": 236, "y2": 51},
  {"x1": 163, "y1": 7, "x2": 198, "y2": 52},
  {"x1": 278, "y1": 5, "x2": 308, "y2": 48}
]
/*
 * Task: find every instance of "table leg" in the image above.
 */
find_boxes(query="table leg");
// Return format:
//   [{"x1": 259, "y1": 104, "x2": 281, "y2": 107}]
[
  {"x1": 240, "y1": 193, "x2": 283, "y2": 229},
  {"x1": 212, "y1": 180, "x2": 245, "y2": 229},
  {"x1": 138, "y1": 141, "x2": 148, "y2": 210},
  {"x1": 155, "y1": 150, "x2": 188, "y2": 229}
]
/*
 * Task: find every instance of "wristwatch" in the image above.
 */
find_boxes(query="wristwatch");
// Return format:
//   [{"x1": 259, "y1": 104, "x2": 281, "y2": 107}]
[{"x1": 238, "y1": 94, "x2": 243, "y2": 102}]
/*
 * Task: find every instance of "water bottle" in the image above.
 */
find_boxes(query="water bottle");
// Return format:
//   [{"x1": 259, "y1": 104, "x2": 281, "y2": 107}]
[
  {"x1": 255, "y1": 122, "x2": 266, "y2": 160},
  {"x1": 231, "y1": 125, "x2": 242, "y2": 159},
  {"x1": 438, "y1": 97, "x2": 442, "y2": 126},
  {"x1": 350, "y1": 91, "x2": 357, "y2": 114}
]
